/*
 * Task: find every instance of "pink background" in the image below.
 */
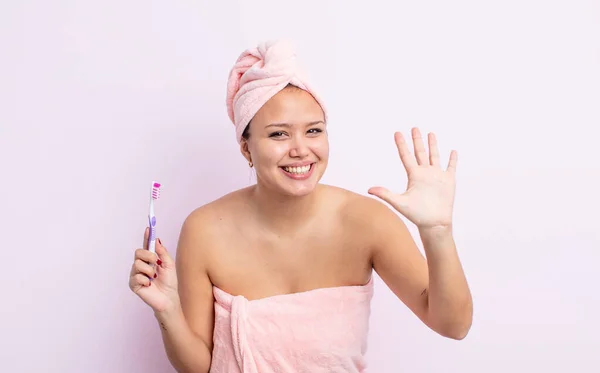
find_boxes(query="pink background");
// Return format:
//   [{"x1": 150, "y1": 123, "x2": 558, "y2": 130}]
[{"x1": 2, "y1": 1, "x2": 599, "y2": 372}]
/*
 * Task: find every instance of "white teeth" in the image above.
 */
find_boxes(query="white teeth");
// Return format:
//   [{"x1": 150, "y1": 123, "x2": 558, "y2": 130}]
[{"x1": 283, "y1": 164, "x2": 311, "y2": 174}]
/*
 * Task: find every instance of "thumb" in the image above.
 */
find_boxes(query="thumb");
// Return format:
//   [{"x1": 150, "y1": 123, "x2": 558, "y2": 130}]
[
  {"x1": 368, "y1": 186, "x2": 395, "y2": 205},
  {"x1": 156, "y1": 238, "x2": 175, "y2": 268},
  {"x1": 368, "y1": 187, "x2": 407, "y2": 212}
]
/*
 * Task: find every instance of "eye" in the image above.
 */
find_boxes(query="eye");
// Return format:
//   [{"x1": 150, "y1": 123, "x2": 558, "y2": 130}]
[
  {"x1": 307, "y1": 128, "x2": 323, "y2": 135},
  {"x1": 269, "y1": 131, "x2": 286, "y2": 138}
]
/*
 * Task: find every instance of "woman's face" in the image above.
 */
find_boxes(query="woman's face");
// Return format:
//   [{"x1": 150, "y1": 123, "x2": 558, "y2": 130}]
[{"x1": 241, "y1": 87, "x2": 329, "y2": 197}]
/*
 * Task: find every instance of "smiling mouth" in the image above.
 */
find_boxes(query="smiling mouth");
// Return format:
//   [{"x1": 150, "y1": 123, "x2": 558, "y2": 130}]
[{"x1": 280, "y1": 163, "x2": 314, "y2": 175}]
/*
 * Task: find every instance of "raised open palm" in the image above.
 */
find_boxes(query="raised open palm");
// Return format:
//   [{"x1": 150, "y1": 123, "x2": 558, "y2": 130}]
[{"x1": 368, "y1": 128, "x2": 457, "y2": 229}]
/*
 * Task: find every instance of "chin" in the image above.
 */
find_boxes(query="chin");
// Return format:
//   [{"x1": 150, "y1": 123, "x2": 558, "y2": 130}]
[{"x1": 281, "y1": 183, "x2": 318, "y2": 197}]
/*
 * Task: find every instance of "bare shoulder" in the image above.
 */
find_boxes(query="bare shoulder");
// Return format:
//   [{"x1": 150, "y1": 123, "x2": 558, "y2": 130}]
[
  {"x1": 174, "y1": 188, "x2": 252, "y2": 350},
  {"x1": 176, "y1": 187, "x2": 251, "y2": 269},
  {"x1": 183, "y1": 187, "x2": 251, "y2": 235},
  {"x1": 320, "y1": 184, "x2": 404, "y2": 231},
  {"x1": 321, "y1": 187, "x2": 429, "y2": 329}
]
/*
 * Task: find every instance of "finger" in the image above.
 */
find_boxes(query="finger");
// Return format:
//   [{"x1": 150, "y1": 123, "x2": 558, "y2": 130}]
[
  {"x1": 411, "y1": 128, "x2": 429, "y2": 166},
  {"x1": 394, "y1": 132, "x2": 417, "y2": 172},
  {"x1": 368, "y1": 187, "x2": 394, "y2": 204},
  {"x1": 134, "y1": 248, "x2": 158, "y2": 265},
  {"x1": 143, "y1": 227, "x2": 149, "y2": 251},
  {"x1": 134, "y1": 258, "x2": 157, "y2": 279},
  {"x1": 130, "y1": 273, "x2": 152, "y2": 289},
  {"x1": 155, "y1": 238, "x2": 173, "y2": 268},
  {"x1": 446, "y1": 150, "x2": 458, "y2": 173},
  {"x1": 368, "y1": 187, "x2": 409, "y2": 212},
  {"x1": 428, "y1": 132, "x2": 441, "y2": 167}
]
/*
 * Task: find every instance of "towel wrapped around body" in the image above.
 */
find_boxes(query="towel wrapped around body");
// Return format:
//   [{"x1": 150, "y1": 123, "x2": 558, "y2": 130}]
[{"x1": 209, "y1": 278, "x2": 374, "y2": 373}]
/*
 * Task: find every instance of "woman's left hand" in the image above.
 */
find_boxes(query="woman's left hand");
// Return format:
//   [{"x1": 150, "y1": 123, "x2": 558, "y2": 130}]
[{"x1": 368, "y1": 127, "x2": 458, "y2": 229}]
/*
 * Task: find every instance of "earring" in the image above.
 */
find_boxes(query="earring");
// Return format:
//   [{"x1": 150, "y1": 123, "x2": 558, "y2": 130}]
[{"x1": 248, "y1": 161, "x2": 253, "y2": 168}]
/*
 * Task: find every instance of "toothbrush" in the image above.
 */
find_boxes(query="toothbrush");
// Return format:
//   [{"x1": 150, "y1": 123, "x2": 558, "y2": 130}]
[{"x1": 148, "y1": 181, "x2": 161, "y2": 255}]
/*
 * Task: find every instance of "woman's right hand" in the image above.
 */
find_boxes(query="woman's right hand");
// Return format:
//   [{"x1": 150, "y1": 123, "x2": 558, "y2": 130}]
[{"x1": 129, "y1": 227, "x2": 180, "y2": 314}]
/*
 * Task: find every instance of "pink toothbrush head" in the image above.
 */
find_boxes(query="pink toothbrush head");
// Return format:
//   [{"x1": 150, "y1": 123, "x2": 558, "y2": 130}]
[{"x1": 151, "y1": 182, "x2": 161, "y2": 200}]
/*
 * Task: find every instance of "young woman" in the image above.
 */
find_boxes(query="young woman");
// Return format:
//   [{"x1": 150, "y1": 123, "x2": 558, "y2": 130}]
[{"x1": 129, "y1": 40, "x2": 472, "y2": 373}]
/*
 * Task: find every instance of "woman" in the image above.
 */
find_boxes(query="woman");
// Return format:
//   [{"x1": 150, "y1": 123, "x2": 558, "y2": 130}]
[{"x1": 129, "y1": 40, "x2": 472, "y2": 373}]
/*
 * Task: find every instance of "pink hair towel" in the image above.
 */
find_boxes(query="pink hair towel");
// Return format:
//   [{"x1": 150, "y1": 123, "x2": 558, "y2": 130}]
[
  {"x1": 225, "y1": 40, "x2": 328, "y2": 143},
  {"x1": 208, "y1": 278, "x2": 374, "y2": 373}
]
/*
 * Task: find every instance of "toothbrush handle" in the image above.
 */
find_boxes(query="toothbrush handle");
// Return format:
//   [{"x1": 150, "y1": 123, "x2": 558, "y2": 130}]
[{"x1": 148, "y1": 214, "x2": 157, "y2": 254}]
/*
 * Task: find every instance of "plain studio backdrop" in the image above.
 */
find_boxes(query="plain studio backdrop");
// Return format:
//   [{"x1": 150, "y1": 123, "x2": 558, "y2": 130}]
[{"x1": 1, "y1": 1, "x2": 599, "y2": 372}]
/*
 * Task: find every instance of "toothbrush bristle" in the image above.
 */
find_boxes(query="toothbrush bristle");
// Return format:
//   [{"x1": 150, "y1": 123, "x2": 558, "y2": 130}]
[{"x1": 151, "y1": 182, "x2": 161, "y2": 200}]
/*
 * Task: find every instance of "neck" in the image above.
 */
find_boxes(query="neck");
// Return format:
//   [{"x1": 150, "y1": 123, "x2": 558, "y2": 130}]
[{"x1": 249, "y1": 182, "x2": 320, "y2": 233}]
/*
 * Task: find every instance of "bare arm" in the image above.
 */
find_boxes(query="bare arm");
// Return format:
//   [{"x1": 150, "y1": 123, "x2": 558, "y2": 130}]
[
  {"x1": 368, "y1": 200, "x2": 472, "y2": 339},
  {"x1": 417, "y1": 224, "x2": 472, "y2": 339},
  {"x1": 155, "y1": 305, "x2": 211, "y2": 373},
  {"x1": 155, "y1": 212, "x2": 215, "y2": 372}
]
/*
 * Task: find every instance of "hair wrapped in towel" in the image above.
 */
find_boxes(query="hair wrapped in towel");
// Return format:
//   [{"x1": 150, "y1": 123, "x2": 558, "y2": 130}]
[{"x1": 225, "y1": 40, "x2": 328, "y2": 143}]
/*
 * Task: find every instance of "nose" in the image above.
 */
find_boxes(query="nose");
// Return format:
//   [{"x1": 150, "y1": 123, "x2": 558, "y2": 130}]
[{"x1": 289, "y1": 135, "x2": 309, "y2": 158}]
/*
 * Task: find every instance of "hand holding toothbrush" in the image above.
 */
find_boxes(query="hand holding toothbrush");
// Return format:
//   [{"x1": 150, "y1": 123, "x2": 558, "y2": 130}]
[
  {"x1": 129, "y1": 181, "x2": 179, "y2": 313},
  {"x1": 129, "y1": 228, "x2": 179, "y2": 313}
]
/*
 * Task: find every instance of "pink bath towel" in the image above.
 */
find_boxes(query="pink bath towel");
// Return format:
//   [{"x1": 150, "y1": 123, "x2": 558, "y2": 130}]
[{"x1": 209, "y1": 277, "x2": 374, "y2": 372}]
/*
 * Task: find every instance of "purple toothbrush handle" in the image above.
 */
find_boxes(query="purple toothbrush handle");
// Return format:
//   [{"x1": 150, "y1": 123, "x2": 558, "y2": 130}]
[{"x1": 148, "y1": 216, "x2": 156, "y2": 242}]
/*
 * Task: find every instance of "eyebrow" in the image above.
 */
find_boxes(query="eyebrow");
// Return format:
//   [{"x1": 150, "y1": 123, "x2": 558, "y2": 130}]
[{"x1": 265, "y1": 121, "x2": 324, "y2": 128}]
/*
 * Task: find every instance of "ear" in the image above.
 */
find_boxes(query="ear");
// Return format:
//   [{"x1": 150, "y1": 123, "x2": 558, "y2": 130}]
[{"x1": 240, "y1": 138, "x2": 252, "y2": 163}]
